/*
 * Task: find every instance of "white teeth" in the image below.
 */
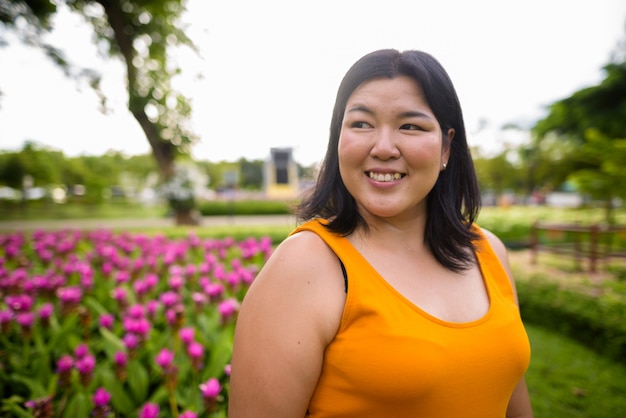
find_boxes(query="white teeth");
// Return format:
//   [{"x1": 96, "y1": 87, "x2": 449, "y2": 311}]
[{"x1": 368, "y1": 172, "x2": 402, "y2": 182}]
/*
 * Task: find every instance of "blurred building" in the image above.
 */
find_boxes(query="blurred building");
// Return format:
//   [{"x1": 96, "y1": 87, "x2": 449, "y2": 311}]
[{"x1": 264, "y1": 147, "x2": 299, "y2": 199}]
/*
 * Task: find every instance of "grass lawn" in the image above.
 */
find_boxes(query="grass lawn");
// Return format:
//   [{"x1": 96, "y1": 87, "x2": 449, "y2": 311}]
[{"x1": 526, "y1": 324, "x2": 626, "y2": 417}]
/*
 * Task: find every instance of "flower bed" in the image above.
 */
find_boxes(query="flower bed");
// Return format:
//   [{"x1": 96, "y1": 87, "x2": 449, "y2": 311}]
[{"x1": 0, "y1": 229, "x2": 272, "y2": 417}]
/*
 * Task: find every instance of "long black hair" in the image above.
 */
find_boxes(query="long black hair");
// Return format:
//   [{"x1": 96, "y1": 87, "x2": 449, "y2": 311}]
[{"x1": 297, "y1": 49, "x2": 481, "y2": 272}]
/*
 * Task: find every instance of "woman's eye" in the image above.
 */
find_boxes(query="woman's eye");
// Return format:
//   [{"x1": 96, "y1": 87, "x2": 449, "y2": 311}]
[
  {"x1": 400, "y1": 123, "x2": 422, "y2": 131},
  {"x1": 351, "y1": 121, "x2": 372, "y2": 129}
]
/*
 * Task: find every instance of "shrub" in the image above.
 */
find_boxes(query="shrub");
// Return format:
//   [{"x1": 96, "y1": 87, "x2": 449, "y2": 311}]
[
  {"x1": 197, "y1": 200, "x2": 294, "y2": 216},
  {"x1": 517, "y1": 277, "x2": 626, "y2": 364}
]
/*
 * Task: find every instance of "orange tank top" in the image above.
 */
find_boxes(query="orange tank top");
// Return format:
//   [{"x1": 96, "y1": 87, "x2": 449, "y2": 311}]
[{"x1": 291, "y1": 219, "x2": 531, "y2": 418}]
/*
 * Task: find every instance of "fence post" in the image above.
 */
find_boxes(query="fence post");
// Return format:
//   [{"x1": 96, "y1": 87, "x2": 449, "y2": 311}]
[
  {"x1": 530, "y1": 222, "x2": 538, "y2": 265},
  {"x1": 589, "y1": 224, "x2": 599, "y2": 273}
]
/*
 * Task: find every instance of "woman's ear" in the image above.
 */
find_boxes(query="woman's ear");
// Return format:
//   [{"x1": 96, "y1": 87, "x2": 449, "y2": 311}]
[{"x1": 442, "y1": 128, "x2": 455, "y2": 168}]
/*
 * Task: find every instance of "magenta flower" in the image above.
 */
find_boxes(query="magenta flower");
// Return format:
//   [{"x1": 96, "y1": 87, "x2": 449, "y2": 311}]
[
  {"x1": 92, "y1": 387, "x2": 111, "y2": 407},
  {"x1": 0, "y1": 310, "x2": 11, "y2": 332},
  {"x1": 114, "y1": 270, "x2": 130, "y2": 284},
  {"x1": 139, "y1": 402, "x2": 160, "y2": 418},
  {"x1": 57, "y1": 355, "x2": 74, "y2": 373},
  {"x1": 224, "y1": 364, "x2": 232, "y2": 376},
  {"x1": 57, "y1": 286, "x2": 83, "y2": 304},
  {"x1": 127, "y1": 304, "x2": 145, "y2": 319},
  {"x1": 111, "y1": 287, "x2": 128, "y2": 304},
  {"x1": 114, "y1": 351, "x2": 128, "y2": 367},
  {"x1": 74, "y1": 343, "x2": 89, "y2": 359},
  {"x1": 200, "y1": 377, "x2": 221, "y2": 399},
  {"x1": 144, "y1": 273, "x2": 158, "y2": 288},
  {"x1": 187, "y1": 341, "x2": 204, "y2": 359},
  {"x1": 179, "y1": 411, "x2": 198, "y2": 418},
  {"x1": 6, "y1": 294, "x2": 33, "y2": 312},
  {"x1": 76, "y1": 353, "x2": 96, "y2": 374},
  {"x1": 218, "y1": 298, "x2": 239, "y2": 321},
  {"x1": 37, "y1": 303, "x2": 54, "y2": 321},
  {"x1": 179, "y1": 327, "x2": 195, "y2": 345},
  {"x1": 146, "y1": 300, "x2": 160, "y2": 318},
  {"x1": 168, "y1": 274, "x2": 184, "y2": 291},
  {"x1": 159, "y1": 291, "x2": 180, "y2": 308},
  {"x1": 16, "y1": 312, "x2": 34, "y2": 328},
  {"x1": 122, "y1": 333, "x2": 140, "y2": 350},
  {"x1": 155, "y1": 348, "x2": 175, "y2": 370},
  {"x1": 123, "y1": 317, "x2": 151, "y2": 336},
  {"x1": 204, "y1": 282, "x2": 224, "y2": 300},
  {"x1": 99, "y1": 313, "x2": 114, "y2": 329}
]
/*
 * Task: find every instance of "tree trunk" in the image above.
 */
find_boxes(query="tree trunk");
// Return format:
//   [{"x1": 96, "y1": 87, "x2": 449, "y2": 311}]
[
  {"x1": 175, "y1": 208, "x2": 201, "y2": 226},
  {"x1": 100, "y1": 0, "x2": 192, "y2": 226}
]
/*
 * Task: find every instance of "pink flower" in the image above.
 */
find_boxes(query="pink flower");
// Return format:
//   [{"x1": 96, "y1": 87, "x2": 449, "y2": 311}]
[
  {"x1": 224, "y1": 364, "x2": 232, "y2": 376},
  {"x1": 37, "y1": 303, "x2": 54, "y2": 321},
  {"x1": 187, "y1": 341, "x2": 204, "y2": 359},
  {"x1": 99, "y1": 313, "x2": 114, "y2": 329},
  {"x1": 57, "y1": 355, "x2": 74, "y2": 373},
  {"x1": 16, "y1": 312, "x2": 34, "y2": 328},
  {"x1": 168, "y1": 274, "x2": 185, "y2": 291},
  {"x1": 155, "y1": 348, "x2": 175, "y2": 370},
  {"x1": 111, "y1": 287, "x2": 128, "y2": 303},
  {"x1": 127, "y1": 304, "x2": 145, "y2": 319},
  {"x1": 76, "y1": 354, "x2": 96, "y2": 374},
  {"x1": 6, "y1": 294, "x2": 33, "y2": 312},
  {"x1": 199, "y1": 377, "x2": 221, "y2": 399},
  {"x1": 122, "y1": 333, "x2": 140, "y2": 350},
  {"x1": 92, "y1": 387, "x2": 111, "y2": 407},
  {"x1": 179, "y1": 411, "x2": 198, "y2": 418},
  {"x1": 114, "y1": 270, "x2": 130, "y2": 284},
  {"x1": 139, "y1": 403, "x2": 160, "y2": 418},
  {"x1": 114, "y1": 351, "x2": 127, "y2": 367},
  {"x1": 74, "y1": 343, "x2": 89, "y2": 359},
  {"x1": 218, "y1": 298, "x2": 239, "y2": 321},
  {"x1": 179, "y1": 327, "x2": 195, "y2": 345},
  {"x1": 160, "y1": 291, "x2": 180, "y2": 308},
  {"x1": 57, "y1": 286, "x2": 82, "y2": 304}
]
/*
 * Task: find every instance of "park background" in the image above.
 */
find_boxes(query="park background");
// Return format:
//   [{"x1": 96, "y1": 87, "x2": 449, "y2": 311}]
[{"x1": 1, "y1": 1, "x2": 626, "y2": 417}]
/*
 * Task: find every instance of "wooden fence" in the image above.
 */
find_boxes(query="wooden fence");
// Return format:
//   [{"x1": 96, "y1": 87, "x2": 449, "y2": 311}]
[{"x1": 529, "y1": 222, "x2": 626, "y2": 273}]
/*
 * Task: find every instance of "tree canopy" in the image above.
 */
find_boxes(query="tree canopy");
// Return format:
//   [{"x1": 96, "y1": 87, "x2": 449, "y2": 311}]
[
  {"x1": 1, "y1": 0, "x2": 197, "y2": 179},
  {"x1": 531, "y1": 50, "x2": 626, "y2": 222}
]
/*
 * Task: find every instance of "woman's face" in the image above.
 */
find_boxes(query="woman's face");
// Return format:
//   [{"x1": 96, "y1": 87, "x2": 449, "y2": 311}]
[{"x1": 338, "y1": 76, "x2": 452, "y2": 223}]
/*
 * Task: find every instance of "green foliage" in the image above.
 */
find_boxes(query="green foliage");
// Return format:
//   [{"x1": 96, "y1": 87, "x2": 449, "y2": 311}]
[
  {"x1": 531, "y1": 60, "x2": 626, "y2": 215},
  {"x1": 525, "y1": 324, "x2": 626, "y2": 418},
  {"x1": 516, "y1": 276, "x2": 626, "y2": 364},
  {"x1": 197, "y1": 200, "x2": 294, "y2": 217}
]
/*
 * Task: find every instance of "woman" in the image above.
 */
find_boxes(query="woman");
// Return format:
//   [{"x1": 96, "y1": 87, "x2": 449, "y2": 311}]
[{"x1": 228, "y1": 49, "x2": 533, "y2": 417}]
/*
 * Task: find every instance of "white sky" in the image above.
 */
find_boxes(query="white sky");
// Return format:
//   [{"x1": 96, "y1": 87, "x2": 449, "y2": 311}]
[{"x1": 0, "y1": 0, "x2": 625, "y2": 166}]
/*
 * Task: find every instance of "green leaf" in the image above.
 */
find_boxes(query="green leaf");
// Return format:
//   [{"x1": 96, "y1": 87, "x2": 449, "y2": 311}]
[
  {"x1": 9, "y1": 374, "x2": 47, "y2": 399},
  {"x1": 83, "y1": 295, "x2": 109, "y2": 316},
  {"x1": 99, "y1": 327, "x2": 125, "y2": 359},
  {"x1": 48, "y1": 314, "x2": 79, "y2": 354},
  {"x1": 101, "y1": 369, "x2": 135, "y2": 415},
  {"x1": 62, "y1": 391, "x2": 90, "y2": 418},
  {"x1": 127, "y1": 359, "x2": 149, "y2": 403},
  {"x1": 203, "y1": 323, "x2": 234, "y2": 380}
]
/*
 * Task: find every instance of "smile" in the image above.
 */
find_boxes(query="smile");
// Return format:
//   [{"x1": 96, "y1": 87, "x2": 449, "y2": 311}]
[{"x1": 367, "y1": 171, "x2": 405, "y2": 182}]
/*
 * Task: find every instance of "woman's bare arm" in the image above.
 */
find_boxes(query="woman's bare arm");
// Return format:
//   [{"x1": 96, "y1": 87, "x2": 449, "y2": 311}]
[{"x1": 228, "y1": 231, "x2": 346, "y2": 418}]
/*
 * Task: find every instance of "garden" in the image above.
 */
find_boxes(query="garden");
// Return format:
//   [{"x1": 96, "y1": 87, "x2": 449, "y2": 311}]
[{"x1": 1, "y1": 205, "x2": 625, "y2": 417}]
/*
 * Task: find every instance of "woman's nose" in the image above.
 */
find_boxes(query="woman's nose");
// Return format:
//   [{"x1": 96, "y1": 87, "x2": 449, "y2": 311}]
[{"x1": 370, "y1": 127, "x2": 400, "y2": 160}]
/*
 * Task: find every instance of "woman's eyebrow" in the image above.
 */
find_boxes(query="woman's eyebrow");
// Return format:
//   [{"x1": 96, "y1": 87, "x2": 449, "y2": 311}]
[{"x1": 347, "y1": 105, "x2": 432, "y2": 120}]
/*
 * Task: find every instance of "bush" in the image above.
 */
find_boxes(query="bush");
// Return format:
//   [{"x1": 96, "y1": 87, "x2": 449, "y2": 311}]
[
  {"x1": 517, "y1": 277, "x2": 626, "y2": 364},
  {"x1": 197, "y1": 200, "x2": 294, "y2": 216}
]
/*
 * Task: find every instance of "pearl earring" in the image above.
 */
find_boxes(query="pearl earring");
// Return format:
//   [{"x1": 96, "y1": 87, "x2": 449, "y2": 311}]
[{"x1": 442, "y1": 163, "x2": 447, "y2": 169}]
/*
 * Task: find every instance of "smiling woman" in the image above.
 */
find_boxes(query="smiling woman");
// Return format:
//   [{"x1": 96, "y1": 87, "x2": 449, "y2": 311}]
[{"x1": 228, "y1": 49, "x2": 534, "y2": 418}]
